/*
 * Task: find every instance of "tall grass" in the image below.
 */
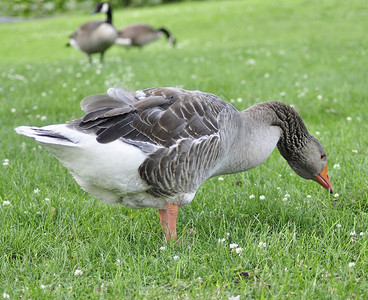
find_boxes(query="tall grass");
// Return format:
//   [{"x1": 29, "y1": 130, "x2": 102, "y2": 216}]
[{"x1": 1, "y1": 0, "x2": 368, "y2": 298}]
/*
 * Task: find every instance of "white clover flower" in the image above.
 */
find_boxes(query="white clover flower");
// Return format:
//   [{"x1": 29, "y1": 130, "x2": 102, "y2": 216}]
[
  {"x1": 74, "y1": 269, "x2": 83, "y2": 276},
  {"x1": 280, "y1": 92, "x2": 286, "y2": 97},
  {"x1": 333, "y1": 164, "x2": 341, "y2": 170},
  {"x1": 258, "y1": 242, "x2": 266, "y2": 248},
  {"x1": 350, "y1": 231, "x2": 356, "y2": 236},
  {"x1": 160, "y1": 246, "x2": 166, "y2": 250},
  {"x1": 218, "y1": 238, "x2": 226, "y2": 243},
  {"x1": 264, "y1": 73, "x2": 270, "y2": 78},
  {"x1": 259, "y1": 195, "x2": 265, "y2": 200},
  {"x1": 315, "y1": 131, "x2": 320, "y2": 135},
  {"x1": 173, "y1": 255, "x2": 179, "y2": 260},
  {"x1": 348, "y1": 262, "x2": 356, "y2": 268},
  {"x1": 228, "y1": 295, "x2": 240, "y2": 300},
  {"x1": 284, "y1": 193, "x2": 290, "y2": 198},
  {"x1": 249, "y1": 194, "x2": 255, "y2": 199},
  {"x1": 2, "y1": 293, "x2": 10, "y2": 299},
  {"x1": 229, "y1": 243, "x2": 238, "y2": 249},
  {"x1": 279, "y1": 50, "x2": 286, "y2": 55},
  {"x1": 336, "y1": 224, "x2": 342, "y2": 228},
  {"x1": 360, "y1": 232, "x2": 364, "y2": 236},
  {"x1": 40, "y1": 116, "x2": 47, "y2": 121},
  {"x1": 34, "y1": 188, "x2": 40, "y2": 194},
  {"x1": 218, "y1": 177, "x2": 224, "y2": 181},
  {"x1": 2, "y1": 201, "x2": 10, "y2": 206},
  {"x1": 235, "y1": 247, "x2": 243, "y2": 255},
  {"x1": 346, "y1": 117, "x2": 352, "y2": 121},
  {"x1": 307, "y1": 195, "x2": 312, "y2": 198},
  {"x1": 237, "y1": 97, "x2": 243, "y2": 103},
  {"x1": 317, "y1": 95, "x2": 323, "y2": 100},
  {"x1": 40, "y1": 284, "x2": 46, "y2": 289},
  {"x1": 11, "y1": 108, "x2": 16, "y2": 113},
  {"x1": 334, "y1": 193, "x2": 339, "y2": 198},
  {"x1": 352, "y1": 149, "x2": 358, "y2": 153},
  {"x1": 246, "y1": 58, "x2": 256, "y2": 65}
]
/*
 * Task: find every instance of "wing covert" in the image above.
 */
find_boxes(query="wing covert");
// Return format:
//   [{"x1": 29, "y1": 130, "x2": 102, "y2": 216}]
[{"x1": 78, "y1": 87, "x2": 234, "y2": 148}]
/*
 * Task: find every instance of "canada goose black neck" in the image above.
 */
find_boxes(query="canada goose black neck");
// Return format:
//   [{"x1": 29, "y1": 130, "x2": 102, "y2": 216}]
[
  {"x1": 106, "y1": 7, "x2": 112, "y2": 24},
  {"x1": 158, "y1": 28, "x2": 170, "y2": 39}
]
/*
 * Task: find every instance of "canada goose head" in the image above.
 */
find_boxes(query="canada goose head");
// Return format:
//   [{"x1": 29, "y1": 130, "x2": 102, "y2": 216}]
[{"x1": 91, "y1": 2, "x2": 113, "y2": 24}]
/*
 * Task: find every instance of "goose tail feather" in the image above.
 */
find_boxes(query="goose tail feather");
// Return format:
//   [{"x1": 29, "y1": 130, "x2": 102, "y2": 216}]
[{"x1": 15, "y1": 125, "x2": 80, "y2": 147}]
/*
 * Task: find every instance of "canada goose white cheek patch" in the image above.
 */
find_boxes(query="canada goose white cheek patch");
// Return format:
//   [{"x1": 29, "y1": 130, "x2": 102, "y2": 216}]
[{"x1": 100, "y1": 3, "x2": 109, "y2": 13}]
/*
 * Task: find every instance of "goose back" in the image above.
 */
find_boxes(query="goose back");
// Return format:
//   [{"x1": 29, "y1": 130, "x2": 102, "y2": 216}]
[{"x1": 116, "y1": 24, "x2": 175, "y2": 47}]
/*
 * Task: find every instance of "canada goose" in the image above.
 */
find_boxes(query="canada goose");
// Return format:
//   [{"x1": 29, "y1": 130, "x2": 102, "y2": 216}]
[
  {"x1": 67, "y1": 2, "x2": 117, "y2": 63},
  {"x1": 16, "y1": 86, "x2": 333, "y2": 242},
  {"x1": 115, "y1": 23, "x2": 176, "y2": 48}
]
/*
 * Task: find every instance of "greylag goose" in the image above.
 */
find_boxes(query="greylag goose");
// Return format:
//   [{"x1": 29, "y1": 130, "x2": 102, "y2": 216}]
[
  {"x1": 67, "y1": 2, "x2": 117, "y2": 63},
  {"x1": 15, "y1": 86, "x2": 333, "y2": 241},
  {"x1": 115, "y1": 23, "x2": 176, "y2": 48}
]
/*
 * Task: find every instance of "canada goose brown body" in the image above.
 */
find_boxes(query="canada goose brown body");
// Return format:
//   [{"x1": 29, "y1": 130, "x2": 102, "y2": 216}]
[
  {"x1": 15, "y1": 87, "x2": 333, "y2": 241},
  {"x1": 116, "y1": 23, "x2": 175, "y2": 48},
  {"x1": 68, "y1": 2, "x2": 117, "y2": 62}
]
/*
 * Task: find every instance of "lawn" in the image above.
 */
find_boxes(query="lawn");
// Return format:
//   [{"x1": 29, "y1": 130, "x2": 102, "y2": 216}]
[{"x1": 1, "y1": 0, "x2": 368, "y2": 298}]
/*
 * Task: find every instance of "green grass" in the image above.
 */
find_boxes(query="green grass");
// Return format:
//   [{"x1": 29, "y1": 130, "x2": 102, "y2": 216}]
[{"x1": 1, "y1": 0, "x2": 368, "y2": 298}]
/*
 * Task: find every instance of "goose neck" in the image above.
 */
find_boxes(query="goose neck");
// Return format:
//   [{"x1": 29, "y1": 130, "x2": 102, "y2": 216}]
[
  {"x1": 264, "y1": 101, "x2": 311, "y2": 160},
  {"x1": 106, "y1": 8, "x2": 113, "y2": 24}
]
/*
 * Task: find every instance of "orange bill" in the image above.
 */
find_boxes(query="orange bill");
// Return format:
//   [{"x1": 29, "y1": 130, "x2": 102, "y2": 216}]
[{"x1": 316, "y1": 164, "x2": 333, "y2": 193}]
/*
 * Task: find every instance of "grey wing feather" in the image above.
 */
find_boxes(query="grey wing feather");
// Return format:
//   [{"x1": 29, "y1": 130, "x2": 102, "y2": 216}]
[
  {"x1": 139, "y1": 134, "x2": 223, "y2": 196},
  {"x1": 70, "y1": 21, "x2": 104, "y2": 38},
  {"x1": 78, "y1": 87, "x2": 233, "y2": 147}
]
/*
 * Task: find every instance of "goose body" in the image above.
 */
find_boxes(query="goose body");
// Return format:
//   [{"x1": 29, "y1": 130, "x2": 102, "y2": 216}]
[
  {"x1": 68, "y1": 2, "x2": 117, "y2": 63},
  {"x1": 15, "y1": 87, "x2": 333, "y2": 241},
  {"x1": 116, "y1": 23, "x2": 175, "y2": 48}
]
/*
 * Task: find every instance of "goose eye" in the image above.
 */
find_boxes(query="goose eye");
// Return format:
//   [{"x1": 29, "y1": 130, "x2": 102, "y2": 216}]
[{"x1": 321, "y1": 154, "x2": 326, "y2": 160}]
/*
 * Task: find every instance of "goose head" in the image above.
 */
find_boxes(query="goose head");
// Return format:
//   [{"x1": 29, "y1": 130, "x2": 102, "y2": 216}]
[
  {"x1": 91, "y1": 2, "x2": 110, "y2": 14},
  {"x1": 91, "y1": 2, "x2": 113, "y2": 24},
  {"x1": 282, "y1": 135, "x2": 333, "y2": 192}
]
